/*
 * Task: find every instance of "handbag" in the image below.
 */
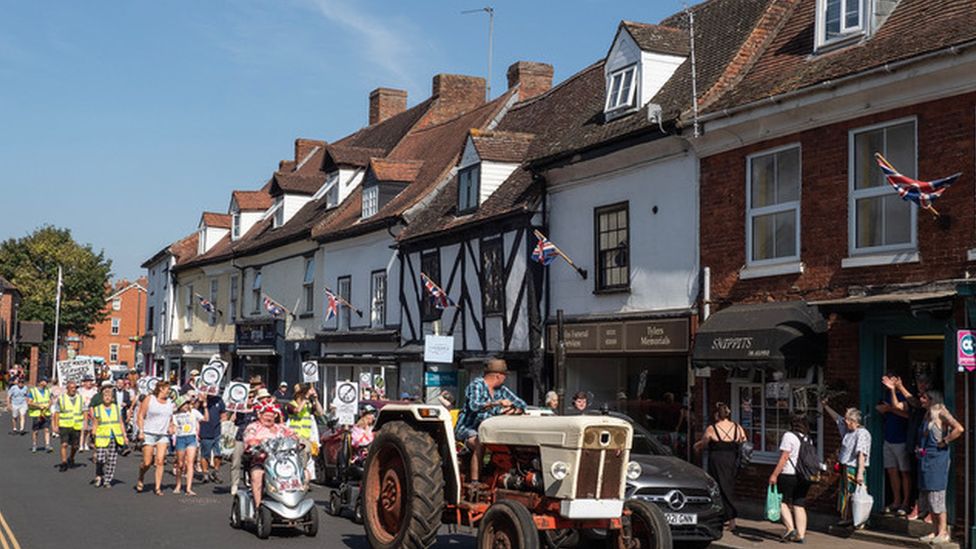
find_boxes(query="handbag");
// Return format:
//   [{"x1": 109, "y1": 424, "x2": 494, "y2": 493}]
[
  {"x1": 736, "y1": 425, "x2": 753, "y2": 467},
  {"x1": 766, "y1": 485, "x2": 783, "y2": 522}
]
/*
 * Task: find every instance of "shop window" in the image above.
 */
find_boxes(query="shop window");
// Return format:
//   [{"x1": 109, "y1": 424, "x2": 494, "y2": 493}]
[
  {"x1": 730, "y1": 368, "x2": 822, "y2": 464},
  {"x1": 594, "y1": 202, "x2": 630, "y2": 291},
  {"x1": 480, "y1": 238, "x2": 504, "y2": 315},
  {"x1": 850, "y1": 119, "x2": 916, "y2": 253},
  {"x1": 337, "y1": 276, "x2": 351, "y2": 331},
  {"x1": 747, "y1": 145, "x2": 800, "y2": 264},
  {"x1": 420, "y1": 251, "x2": 442, "y2": 321}
]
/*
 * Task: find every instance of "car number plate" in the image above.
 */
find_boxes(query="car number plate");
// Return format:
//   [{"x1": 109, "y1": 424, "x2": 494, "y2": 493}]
[{"x1": 665, "y1": 513, "x2": 698, "y2": 525}]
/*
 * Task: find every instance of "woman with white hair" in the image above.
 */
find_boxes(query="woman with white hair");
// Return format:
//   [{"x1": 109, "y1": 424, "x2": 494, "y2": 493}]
[
  {"x1": 823, "y1": 398, "x2": 871, "y2": 526},
  {"x1": 544, "y1": 391, "x2": 559, "y2": 414}
]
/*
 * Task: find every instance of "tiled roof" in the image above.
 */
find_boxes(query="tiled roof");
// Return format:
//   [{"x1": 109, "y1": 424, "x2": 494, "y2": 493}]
[
  {"x1": 171, "y1": 232, "x2": 200, "y2": 266},
  {"x1": 621, "y1": 21, "x2": 690, "y2": 56},
  {"x1": 704, "y1": 0, "x2": 976, "y2": 113},
  {"x1": 311, "y1": 90, "x2": 516, "y2": 242},
  {"x1": 370, "y1": 158, "x2": 424, "y2": 182},
  {"x1": 324, "y1": 146, "x2": 386, "y2": 169},
  {"x1": 200, "y1": 212, "x2": 231, "y2": 229},
  {"x1": 471, "y1": 131, "x2": 535, "y2": 163},
  {"x1": 232, "y1": 190, "x2": 272, "y2": 211},
  {"x1": 269, "y1": 172, "x2": 325, "y2": 196},
  {"x1": 0, "y1": 275, "x2": 18, "y2": 293}
]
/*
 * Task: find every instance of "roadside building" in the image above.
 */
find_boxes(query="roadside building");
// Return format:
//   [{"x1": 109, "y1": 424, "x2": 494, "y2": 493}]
[
  {"x1": 0, "y1": 275, "x2": 20, "y2": 373},
  {"x1": 141, "y1": 232, "x2": 197, "y2": 377},
  {"x1": 62, "y1": 278, "x2": 147, "y2": 371}
]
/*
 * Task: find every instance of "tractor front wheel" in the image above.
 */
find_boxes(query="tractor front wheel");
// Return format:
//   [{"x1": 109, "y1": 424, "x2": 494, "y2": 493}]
[
  {"x1": 477, "y1": 500, "x2": 540, "y2": 549},
  {"x1": 608, "y1": 500, "x2": 672, "y2": 549}
]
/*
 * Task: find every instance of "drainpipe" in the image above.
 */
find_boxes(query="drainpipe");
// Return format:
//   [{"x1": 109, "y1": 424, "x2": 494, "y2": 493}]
[{"x1": 701, "y1": 267, "x2": 711, "y2": 469}]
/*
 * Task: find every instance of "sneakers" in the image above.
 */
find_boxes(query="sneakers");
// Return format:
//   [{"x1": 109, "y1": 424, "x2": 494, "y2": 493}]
[
  {"x1": 31, "y1": 446, "x2": 37, "y2": 453},
  {"x1": 211, "y1": 472, "x2": 222, "y2": 484},
  {"x1": 230, "y1": 485, "x2": 238, "y2": 496},
  {"x1": 919, "y1": 533, "x2": 936, "y2": 543},
  {"x1": 45, "y1": 446, "x2": 53, "y2": 453},
  {"x1": 58, "y1": 462, "x2": 68, "y2": 472}
]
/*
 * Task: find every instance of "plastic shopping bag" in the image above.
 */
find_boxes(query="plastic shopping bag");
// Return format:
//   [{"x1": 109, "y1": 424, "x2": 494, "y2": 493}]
[
  {"x1": 766, "y1": 485, "x2": 783, "y2": 522},
  {"x1": 852, "y1": 484, "x2": 874, "y2": 527}
]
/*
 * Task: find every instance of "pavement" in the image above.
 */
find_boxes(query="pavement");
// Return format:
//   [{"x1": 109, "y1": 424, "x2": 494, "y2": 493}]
[{"x1": 711, "y1": 519, "x2": 904, "y2": 549}]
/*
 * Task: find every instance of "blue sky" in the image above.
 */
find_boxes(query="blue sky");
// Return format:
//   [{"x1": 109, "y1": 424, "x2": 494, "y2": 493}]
[{"x1": 0, "y1": 0, "x2": 686, "y2": 280}]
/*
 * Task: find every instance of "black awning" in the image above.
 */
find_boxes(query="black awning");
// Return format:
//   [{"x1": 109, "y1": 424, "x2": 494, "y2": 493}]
[{"x1": 692, "y1": 301, "x2": 827, "y2": 370}]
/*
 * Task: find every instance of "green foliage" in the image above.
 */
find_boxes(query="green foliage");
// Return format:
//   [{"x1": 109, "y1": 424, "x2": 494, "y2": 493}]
[{"x1": 0, "y1": 226, "x2": 113, "y2": 341}]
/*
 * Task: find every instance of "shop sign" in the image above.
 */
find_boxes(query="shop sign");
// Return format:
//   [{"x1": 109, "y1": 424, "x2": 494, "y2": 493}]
[
  {"x1": 957, "y1": 330, "x2": 976, "y2": 371},
  {"x1": 425, "y1": 371, "x2": 458, "y2": 388},
  {"x1": 424, "y1": 334, "x2": 455, "y2": 363},
  {"x1": 235, "y1": 321, "x2": 277, "y2": 348},
  {"x1": 548, "y1": 318, "x2": 689, "y2": 354}
]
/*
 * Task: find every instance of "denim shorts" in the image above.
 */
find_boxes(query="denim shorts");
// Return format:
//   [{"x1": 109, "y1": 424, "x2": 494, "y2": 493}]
[
  {"x1": 175, "y1": 435, "x2": 198, "y2": 451},
  {"x1": 143, "y1": 432, "x2": 170, "y2": 446},
  {"x1": 199, "y1": 437, "x2": 219, "y2": 459}
]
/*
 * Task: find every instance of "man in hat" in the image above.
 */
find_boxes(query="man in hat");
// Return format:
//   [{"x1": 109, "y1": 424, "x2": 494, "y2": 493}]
[
  {"x1": 273, "y1": 381, "x2": 290, "y2": 404},
  {"x1": 27, "y1": 377, "x2": 53, "y2": 453},
  {"x1": 182, "y1": 369, "x2": 200, "y2": 395},
  {"x1": 455, "y1": 358, "x2": 526, "y2": 482}
]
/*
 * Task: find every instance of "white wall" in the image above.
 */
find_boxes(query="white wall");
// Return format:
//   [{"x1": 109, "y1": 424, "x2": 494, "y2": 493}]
[
  {"x1": 200, "y1": 227, "x2": 229, "y2": 254},
  {"x1": 605, "y1": 29, "x2": 686, "y2": 112},
  {"x1": 320, "y1": 229, "x2": 401, "y2": 332},
  {"x1": 144, "y1": 254, "x2": 175, "y2": 352},
  {"x1": 239, "y1": 210, "x2": 263, "y2": 239},
  {"x1": 480, "y1": 161, "x2": 518, "y2": 204},
  {"x1": 546, "y1": 146, "x2": 699, "y2": 317},
  {"x1": 282, "y1": 194, "x2": 313, "y2": 225},
  {"x1": 237, "y1": 239, "x2": 319, "y2": 340}
]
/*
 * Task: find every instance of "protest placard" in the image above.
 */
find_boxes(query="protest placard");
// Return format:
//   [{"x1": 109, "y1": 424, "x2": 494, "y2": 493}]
[
  {"x1": 198, "y1": 358, "x2": 227, "y2": 396},
  {"x1": 335, "y1": 380, "x2": 358, "y2": 426},
  {"x1": 56, "y1": 358, "x2": 96, "y2": 384},
  {"x1": 301, "y1": 361, "x2": 319, "y2": 384},
  {"x1": 223, "y1": 382, "x2": 250, "y2": 413}
]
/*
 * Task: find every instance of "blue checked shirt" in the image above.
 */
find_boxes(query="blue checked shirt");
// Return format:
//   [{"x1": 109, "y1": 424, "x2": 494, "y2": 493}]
[{"x1": 455, "y1": 377, "x2": 527, "y2": 437}]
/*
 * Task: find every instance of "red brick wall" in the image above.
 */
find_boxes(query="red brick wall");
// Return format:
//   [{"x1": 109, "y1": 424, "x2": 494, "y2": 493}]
[{"x1": 63, "y1": 282, "x2": 146, "y2": 368}]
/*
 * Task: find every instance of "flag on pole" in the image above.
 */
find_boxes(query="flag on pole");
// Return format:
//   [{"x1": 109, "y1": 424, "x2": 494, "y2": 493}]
[
  {"x1": 875, "y1": 152, "x2": 961, "y2": 217},
  {"x1": 420, "y1": 272, "x2": 453, "y2": 309},
  {"x1": 196, "y1": 294, "x2": 215, "y2": 314},
  {"x1": 263, "y1": 294, "x2": 286, "y2": 317},
  {"x1": 324, "y1": 288, "x2": 339, "y2": 322},
  {"x1": 532, "y1": 230, "x2": 588, "y2": 280}
]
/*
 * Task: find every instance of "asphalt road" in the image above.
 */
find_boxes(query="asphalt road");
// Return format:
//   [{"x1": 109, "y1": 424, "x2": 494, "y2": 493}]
[{"x1": 0, "y1": 415, "x2": 476, "y2": 549}]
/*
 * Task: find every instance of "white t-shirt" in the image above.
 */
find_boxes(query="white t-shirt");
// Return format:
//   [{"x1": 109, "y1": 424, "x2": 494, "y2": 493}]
[
  {"x1": 173, "y1": 409, "x2": 204, "y2": 438},
  {"x1": 779, "y1": 432, "x2": 802, "y2": 475}
]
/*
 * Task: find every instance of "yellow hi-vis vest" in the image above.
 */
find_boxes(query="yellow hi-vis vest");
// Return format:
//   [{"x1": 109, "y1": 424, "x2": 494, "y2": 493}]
[
  {"x1": 93, "y1": 403, "x2": 125, "y2": 448},
  {"x1": 28, "y1": 387, "x2": 51, "y2": 417},
  {"x1": 58, "y1": 394, "x2": 84, "y2": 430},
  {"x1": 288, "y1": 400, "x2": 312, "y2": 440}
]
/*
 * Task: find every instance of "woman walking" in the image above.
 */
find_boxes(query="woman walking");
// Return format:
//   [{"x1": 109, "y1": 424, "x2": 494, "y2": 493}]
[
  {"x1": 902, "y1": 390, "x2": 963, "y2": 544},
  {"x1": 172, "y1": 394, "x2": 207, "y2": 495},
  {"x1": 768, "y1": 414, "x2": 815, "y2": 543},
  {"x1": 694, "y1": 402, "x2": 746, "y2": 531},
  {"x1": 92, "y1": 386, "x2": 127, "y2": 487},
  {"x1": 823, "y1": 399, "x2": 871, "y2": 526},
  {"x1": 136, "y1": 380, "x2": 175, "y2": 495}
]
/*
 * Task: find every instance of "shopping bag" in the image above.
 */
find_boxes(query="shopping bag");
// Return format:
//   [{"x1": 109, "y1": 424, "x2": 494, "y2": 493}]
[
  {"x1": 852, "y1": 484, "x2": 874, "y2": 527},
  {"x1": 766, "y1": 485, "x2": 783, "y2": 522}
]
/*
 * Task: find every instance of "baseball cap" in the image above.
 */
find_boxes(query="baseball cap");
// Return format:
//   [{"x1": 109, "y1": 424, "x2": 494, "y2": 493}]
[
  {"x1": 101, "y1": 380, "x2": 113, "y2": 388},
  {"x1": 279, "y1": 381, "x2": 288, "y2": 387},
  {"x1": 189, "y1": 369, "x2": 200, "y2": 376}
]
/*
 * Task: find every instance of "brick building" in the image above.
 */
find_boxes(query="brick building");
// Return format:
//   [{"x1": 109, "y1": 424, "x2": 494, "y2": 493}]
[
  {"x1": 63, "y1": 278, "x2": 147, "y2": 369},
  {"x1": 0, "y1": 275, "x2": 20, "y2": 373},
  {"x1": 691, "y1": 0, "x2": 976, "y2": 531}
]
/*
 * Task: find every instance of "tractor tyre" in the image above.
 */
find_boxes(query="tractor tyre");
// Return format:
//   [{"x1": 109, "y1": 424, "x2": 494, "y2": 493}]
[
  {"x1": 478, "y1": 499, "x2": 540, "y2": 549},
  {"x1": 606, "y1": 499, "x2": 672, "y2": 549}
]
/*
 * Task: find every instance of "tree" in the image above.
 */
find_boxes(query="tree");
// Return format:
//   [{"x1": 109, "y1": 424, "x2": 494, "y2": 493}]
[{"x1": 0, "y1": 226, "x2": 113, "y2": 342}]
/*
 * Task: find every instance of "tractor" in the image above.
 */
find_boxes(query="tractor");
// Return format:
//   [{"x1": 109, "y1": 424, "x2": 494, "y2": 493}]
[{"x1": 362, "y1": 403, "x2": 672, "y2": 549}]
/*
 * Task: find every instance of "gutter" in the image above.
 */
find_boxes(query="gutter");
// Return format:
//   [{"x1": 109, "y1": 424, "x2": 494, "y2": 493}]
[{"x1": 693, "y1": 40, "x2": 976, "y2": 126}]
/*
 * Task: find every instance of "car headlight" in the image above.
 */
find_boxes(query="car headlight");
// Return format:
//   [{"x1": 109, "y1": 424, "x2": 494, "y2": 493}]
[
  {"x1": 626, "y1": 461, "x2": 642, "y2": 481},
  {"x1": 551, "y1": 461, "x2": 570, "y2": 480}
]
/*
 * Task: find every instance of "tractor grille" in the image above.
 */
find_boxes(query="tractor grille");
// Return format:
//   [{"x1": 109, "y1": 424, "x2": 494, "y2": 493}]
[
  {"x1": 574, "y1": 426, "x2": 629, "y2": 500},
  {"x1": 600, "y1": 450, "x2": 625, "y2": 499},
  {"x1": 577, "y1": 449, "x2": 601, "y2": 498}
]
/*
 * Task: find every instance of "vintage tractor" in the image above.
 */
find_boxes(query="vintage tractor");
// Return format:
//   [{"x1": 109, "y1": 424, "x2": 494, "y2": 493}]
[{"x1": 362, "y1": 404, "x2": 671, "y2": 549}]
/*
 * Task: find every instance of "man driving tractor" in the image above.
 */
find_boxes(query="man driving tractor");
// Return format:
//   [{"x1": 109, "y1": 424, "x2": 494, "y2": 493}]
[{"x1": 454, "y1": 358, "x2": 526, "y2": 483}]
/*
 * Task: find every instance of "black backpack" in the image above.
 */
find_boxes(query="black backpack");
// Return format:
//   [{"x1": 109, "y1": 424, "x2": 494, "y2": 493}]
[{"x1": 790, "y1": 432, "x2": 822, "y2": 482}]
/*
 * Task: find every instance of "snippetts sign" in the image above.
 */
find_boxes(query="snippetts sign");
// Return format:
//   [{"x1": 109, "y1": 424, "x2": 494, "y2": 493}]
[
  {"x1": 548, "y1": 318, "x2": 689, "y2": 354},
  {"x1": 958, "y1": 330, "x2": 976, "y2": 372},
  {"x1": 56, "y1": 359, "x2": 96, "y2": 384}
]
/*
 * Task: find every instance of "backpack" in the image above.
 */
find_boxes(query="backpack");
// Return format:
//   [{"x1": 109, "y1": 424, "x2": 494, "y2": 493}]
[{"x1": 790, "y1": 432, "x2": 822, "y2": 482}]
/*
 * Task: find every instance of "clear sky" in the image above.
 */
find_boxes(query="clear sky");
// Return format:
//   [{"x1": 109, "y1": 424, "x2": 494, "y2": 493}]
[{"x1": 0, "y1": 0, "x2": 686, "y2": 281}]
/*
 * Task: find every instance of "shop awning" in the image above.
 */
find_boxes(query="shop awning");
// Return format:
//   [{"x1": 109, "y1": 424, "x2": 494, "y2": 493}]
[
  {"x1": 692, "y1": 301, "x2": 827, "y2": 370},
  {"x1": 235, "y1": 348, "x2": 276, "y2": 357},
  {"x1": 811, "y1": 290, "x2": 955, "y2": 314}
]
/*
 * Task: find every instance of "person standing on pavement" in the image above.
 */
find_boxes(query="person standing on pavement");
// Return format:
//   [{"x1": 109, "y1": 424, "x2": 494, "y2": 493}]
[
  {"x1": 694, "y1": 402, "x2": 746, "y2": 531},
  {"x1": 877, "y1": 374, "x2": 911, "y2": 515},
  {"x1": 55, "y1": 381, "x2": 84, "y2": 471},
  {"x1": 92, "y1": 386, "x2": 127, "y2": 487},
  {"x1": 823, "y1": 399, "x2": 871, "y2": 526},
  {"x1": 78, "y1": 376, "x2": 98, "y2": 452},
  {"x1": 136, "y1": 380, "x2": 175, "y2": 495},
  {"x1": 27, "y1": 377, "x2": 53, "y2": 453},
  {"x1": 197, "y1": 393, "x2": 227, "y2": 484},
  {"x1": 769, "y1": 414, "x2": 814, "y2": 543},
  {"x1": 7, "y1": 378, "x2": 29, "y2": 434}
]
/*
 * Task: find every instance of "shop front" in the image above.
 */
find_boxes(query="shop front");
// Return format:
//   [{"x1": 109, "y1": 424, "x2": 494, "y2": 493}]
[
  {"x1": 549, "y1": 315, "x2": 692, "y2": 458},
  {"x1": 316, "y1": 329, "x2": 406, "y2": 403},
  {"x1": 235, "y1": 319, "x2": 283, "y2": 388},
  {"x1": 160, "y1": 342, "x2": 230, "y2": 386}
]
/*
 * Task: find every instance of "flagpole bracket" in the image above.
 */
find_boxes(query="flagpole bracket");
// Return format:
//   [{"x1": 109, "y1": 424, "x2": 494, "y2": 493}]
[{"x1": 578, "y1": 268, "x2": 588, "y2": 280}]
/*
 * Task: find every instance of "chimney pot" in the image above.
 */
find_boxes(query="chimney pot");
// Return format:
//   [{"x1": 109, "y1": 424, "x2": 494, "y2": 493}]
[
  {"x1": 369, "y1": 88, "x2": 407, "y2": 125},
  {"x1": 294, "y1": 138, "x2": 326, "y2": 166},
  {"x1": 427, "y1": 74, "x2": 486, "y2": 125},
  {"x1": 507, "y1": 61, "x2": 554, "y2": 101}
]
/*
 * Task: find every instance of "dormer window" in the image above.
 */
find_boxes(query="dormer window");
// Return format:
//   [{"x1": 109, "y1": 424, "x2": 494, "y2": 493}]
[
  {"x1": 458, "y1": 165, "x2": 480, "y2": 213},
  {"x1": 362, "y1": 185, "x2": 378, "y2": 218},
  {"x1": 231, "y1": 211, "x2": 241, "y2": 240},
  {"x1": 817, "y1": 0, "x2": 864, "y2": 48},
  {"x1": 273, "y1": 198, "x2": 284, "y2": 228},
  {"x1": 605, "y1": 65, "x2": 637, "y2": 112}
]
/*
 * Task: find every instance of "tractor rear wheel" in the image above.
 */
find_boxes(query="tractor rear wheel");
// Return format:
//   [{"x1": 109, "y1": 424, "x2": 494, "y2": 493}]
[
  {"x1": 363, "y1": 420, "x2": 444, "y2": 549},
  {"x1": 477, "y1": 500, "x2": 540, "y2": 549}
]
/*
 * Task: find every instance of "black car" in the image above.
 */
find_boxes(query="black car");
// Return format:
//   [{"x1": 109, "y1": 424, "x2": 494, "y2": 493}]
[{"x1": 590, "y1": 411, "x2": 725, "y2": 548}]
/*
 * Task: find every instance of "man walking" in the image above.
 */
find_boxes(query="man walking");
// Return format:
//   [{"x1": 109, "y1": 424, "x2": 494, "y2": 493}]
[
  {"x1": 198, "y1": 393, "x2": 226, "y2": 483},
  {"x1": 55, "y1": 381, "x2": 84, "y2": 471},
  {"x1": 27, "y1": 377, "x2": 53, "y2": 453},
  {"x1": 7, "y1": 378, "x2": 29, "y2": 434}
]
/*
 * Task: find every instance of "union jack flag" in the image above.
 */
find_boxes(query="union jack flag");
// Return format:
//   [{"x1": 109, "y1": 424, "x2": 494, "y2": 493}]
[
  {"x1": 324, "y1": 288, "x2": 339, "y2": 322},
  {"x1": 197, "y1": 295, "x2": 215, "y2": 314},
  {"x1": 263, "y1": 295, "x2": 285, "y2": 317},
  {"x1": 875, "y1": 153, "x2": 961, "y2": 216},
  {"x1": 531, "y1": 233, "x2": 559, "y2": 266},
  {"x1": 420, "y1": 272, "x2": 451, "y2": 309}
]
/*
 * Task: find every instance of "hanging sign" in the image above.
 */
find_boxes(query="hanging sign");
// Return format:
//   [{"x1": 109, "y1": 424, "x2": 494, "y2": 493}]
[
  {"x1": 335, "y1": 380, "x2": 359, "y2": 426},
  {"x1": 957, "y1": 330, "x2": 976, "y2": 372},
  {"x1": 301, "y1": 361, "x2": 320, "y2": 384},
  {"x1": 198, "y1": 357, "x2": 227, "y2": 396},
  {"x1": 424, "y1": 335, "x2": 454, "y2": 364},
  {"x1": 223, "y1": 382, "x2": 251, "y2": 413}
]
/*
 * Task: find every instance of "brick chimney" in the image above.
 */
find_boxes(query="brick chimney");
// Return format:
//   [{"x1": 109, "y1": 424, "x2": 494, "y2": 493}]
[
  {"x1": 507, "y1": 61, "x2": 553, "y2": 101},
  {"x1": 294, "y1": 138, "x2": 326, "y2": 165},
  {"x1": 369, "y1": 88, "x2": 407, "y2": 125},
  {"x1": 428, "y1": 74, "x2": 486, "y2": 124}
]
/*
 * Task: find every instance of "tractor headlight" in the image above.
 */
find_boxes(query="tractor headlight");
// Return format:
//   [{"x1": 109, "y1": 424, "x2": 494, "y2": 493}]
[
  {"x1": 551, "y1": 461, "x2": 570, "y2": 481},
  {"x1": 626, "y1": 461, "x2": 643, "y2": 481}
]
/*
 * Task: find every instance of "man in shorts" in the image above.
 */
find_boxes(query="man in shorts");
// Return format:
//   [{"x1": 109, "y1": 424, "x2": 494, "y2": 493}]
[
  {"x1": 27, "y1": 377, "x2": 53, "y2": 453},
  {"x1": 197, "y1": 393, "x2": 227, "y2": 483},
  {"x1": 6, "y1": 378, "x2": 29, "y2": 434},
  {"x1": 879, "y1": 374, "x2": 912, "y2": 515},
  {"x1": 55, "y1": 381, "x2": 84, "y2": 471}
]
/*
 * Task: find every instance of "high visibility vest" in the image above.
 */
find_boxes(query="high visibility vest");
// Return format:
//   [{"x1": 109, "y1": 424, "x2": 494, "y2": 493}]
[
  {"x1": 28, "y1": 387, "x2": 51, "y2": 418},
  {"x1": 93, "y1": 403, "x2": 125, "y2": 448},
  {"x1": 58, "y1": 394, "x2": 84, "y2": 430},
  {"x1": 288, "y1": 400, "x2": 312, "y2": 440}
]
